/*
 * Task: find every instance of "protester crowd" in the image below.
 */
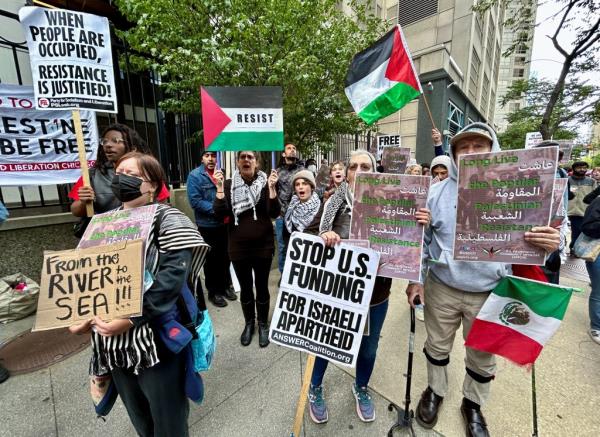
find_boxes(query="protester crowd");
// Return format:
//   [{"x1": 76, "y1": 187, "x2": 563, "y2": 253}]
[{"x1": 0, "y1": 120, "x2": 588, "y2": 437}]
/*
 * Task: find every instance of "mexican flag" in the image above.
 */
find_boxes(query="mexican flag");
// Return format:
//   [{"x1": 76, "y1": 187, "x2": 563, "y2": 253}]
[
  {"x1": 200, "y1": 86, "x2": 284, "y2": 151},
  {"x1": 345, "y1": 25, "x2": 422, "y2": 125},
  {"x1": 465, "y1": 275, "x2": 575, "y2": 366}
]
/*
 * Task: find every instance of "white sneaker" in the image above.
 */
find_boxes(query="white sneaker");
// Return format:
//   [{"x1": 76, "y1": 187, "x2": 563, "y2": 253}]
[
  {"x1": 415, "y1": 305, "x2": 424, "y2": 322},
  {"x1": 589, "y1": 329, "x2": 600, "y2": 345}
]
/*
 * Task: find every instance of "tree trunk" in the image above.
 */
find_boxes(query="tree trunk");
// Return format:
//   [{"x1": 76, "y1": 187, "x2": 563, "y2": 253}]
[{"x1": 539, "y1": 58, "x2": 572, "y2": 139}]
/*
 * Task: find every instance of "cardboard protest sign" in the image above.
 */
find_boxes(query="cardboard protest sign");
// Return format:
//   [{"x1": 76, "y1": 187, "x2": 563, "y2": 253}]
[
  {"x1": 454, "y1": 147, "x2": 558, "y2": 265},
  {"x1": 525, "y1": 132, "x2": 543, "y2": 149},
  {"x1": 78, "y1": 204, "x2": 158, "y2": 249},
  {"x1": 554, "y1": 140, "x2": 573, "y2": 163},
  {"x1": 19, "y1": 7, "x2": 117, "y2": 112},
  {"x1": 201, "y1": 86, "x2": 284, "y2": 151},
  {"x1": 381, "y1": 147, "x2": 411, "y2": 174},
  {"x1": 350, "y1": 172, "x2": 429, "y2": 281},
  {"x1": 0, "y1": 84, "x2": 98, "y2": 185},
  {"x1": 33, "y1": 239, "x2": 144, "y2": 331},
  {"x1": 377, "y1": 134, "x2": 400, "y2": 160},
  {"x1": 269, "y1": 233, "x2": 379, "y2": 367},
  {"x1": 550, "y1": 178, "x2": 568, "y2": 228}
]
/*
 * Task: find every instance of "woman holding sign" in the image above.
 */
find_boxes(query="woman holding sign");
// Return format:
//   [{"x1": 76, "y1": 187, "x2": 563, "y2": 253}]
[
  {"x1": 308, "y1": 150, "x2": 430, "y2": 424},
  {"x1": 213, "y1": 151, "x2": 280, "y2": 348},
  {"x1": 69, "y1": 123, "x2": 170, "y2": 218},
  {"x1": 70, "y1": 152, "x2": 208, "y2": 436}
]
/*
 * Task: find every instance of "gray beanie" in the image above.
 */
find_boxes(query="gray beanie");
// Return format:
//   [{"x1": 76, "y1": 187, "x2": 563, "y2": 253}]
[{"x1": 292, "y1": 170, "x2": 316, "y2": 189}]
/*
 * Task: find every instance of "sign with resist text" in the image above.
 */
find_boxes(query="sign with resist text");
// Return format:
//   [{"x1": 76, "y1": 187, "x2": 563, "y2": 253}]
[
  {"x1": 19, "y1": 7, "x2": 117, "y2": 112},
  {"x1": 33, "y1": 239, "x2": 144, "y2": 331},
  {"x1": 269, "y1": 233, "x2": 379, "y2": 367},
  {"x1": 0, "y1": 84, "x2": 98, "y2": 185}
]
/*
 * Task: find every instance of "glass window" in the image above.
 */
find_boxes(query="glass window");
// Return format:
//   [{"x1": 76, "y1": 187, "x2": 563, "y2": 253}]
[
  {"x1": 469, "y1": 49, "x2": 481, "y2": 101},
  {"x1": 513, "y1": 68, "x2": 525, "y2": 78},
  {"x1": 446, "y1": 100, "x2": 465, "y2": 147},
  {"x1": 481, "y1": 73, "x2": 489, "y2": 116}
]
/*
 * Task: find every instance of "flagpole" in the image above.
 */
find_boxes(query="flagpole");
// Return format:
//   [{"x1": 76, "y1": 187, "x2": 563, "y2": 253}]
[
  {"x1": 531, "y1": 364, "x2": 539, "y2": 437},
  {"x1": 420, "y1": 93, "x2": 437, "y2": 131}
]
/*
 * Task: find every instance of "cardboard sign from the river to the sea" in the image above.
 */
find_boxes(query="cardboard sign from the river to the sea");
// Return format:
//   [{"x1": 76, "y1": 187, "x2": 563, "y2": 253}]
[
  {"x1": 269, "y1": 233, "x2": 379, "y2": 367},
  {"x1": 350, "y1": 172, "x2": 429, "y2": 281},
  {"x1": 454, "y1": 147, "x2": 558, "y2": 265},
  {"x1": 33, "y1": 239, "x2": 144, "y2": 331}
]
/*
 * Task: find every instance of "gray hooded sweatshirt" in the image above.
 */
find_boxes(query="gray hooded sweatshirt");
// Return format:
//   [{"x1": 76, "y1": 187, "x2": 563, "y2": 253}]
[{"x1": 417, "y1": 122, "x2": 510, "y2": 292}]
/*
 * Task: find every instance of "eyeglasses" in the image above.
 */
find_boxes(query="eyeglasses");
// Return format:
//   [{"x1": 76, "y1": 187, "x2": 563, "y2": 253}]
[
  {"x1": 238, "y1": 154, "x2": 256, "y2": 161},
  {"x1": 101, "y1": 137, "x2": 126, "y2": 147},
  {"x1": 348, "y1": 163, "x2": 372, "y2": 171}
]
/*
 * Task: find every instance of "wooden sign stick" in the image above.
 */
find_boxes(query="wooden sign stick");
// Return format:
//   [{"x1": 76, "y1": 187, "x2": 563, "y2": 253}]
[
  {"x1": 290, "y1": 354, "x2": 316, "y2": 437},
  {"x1": 72, "y1": 109, "x2": 94, "y2": 217}
]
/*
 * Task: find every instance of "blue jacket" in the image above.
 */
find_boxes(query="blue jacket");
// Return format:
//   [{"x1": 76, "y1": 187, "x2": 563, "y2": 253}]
[{"x1": 187, "y1": 165, "x2": 222, "y2": 227}]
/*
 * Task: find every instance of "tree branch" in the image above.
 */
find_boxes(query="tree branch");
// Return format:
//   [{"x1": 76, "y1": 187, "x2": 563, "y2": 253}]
[{"x1": 549, "y1": 0, "x2": 576, "y2": 58}]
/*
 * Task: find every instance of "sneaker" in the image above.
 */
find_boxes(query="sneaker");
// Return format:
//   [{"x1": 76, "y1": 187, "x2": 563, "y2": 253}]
[
  {"x1": 589, "y1": 329, "x2": 600, "y2": 345},
  {"x1": 308, "y1": 384, "x2": 328, "y2": 424},
  {"x1": 415, "y1": 304, "x2": 425, "y2": 322},
  {"x1": 352, "y1": 383, "x2": 375, "y2": 422}
]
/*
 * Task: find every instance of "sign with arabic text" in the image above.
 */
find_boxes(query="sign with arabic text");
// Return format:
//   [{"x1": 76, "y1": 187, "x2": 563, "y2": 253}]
[
  {"x1": 454, "y1": 147, "x2": 558, "y2": 264},
  {"x1": 381, "y1": 147, "x2": 410, "y2": 174},
  {"x1": 349, "y1": 172, "x2": 429, "y2": 281}
]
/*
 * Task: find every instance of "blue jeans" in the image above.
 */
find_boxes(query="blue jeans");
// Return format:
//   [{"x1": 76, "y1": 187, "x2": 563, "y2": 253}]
[
  {"x1": 311, "y1": 299, "x2": 389, "y2": 388},
  {"x1": 586, "y1": 257, "x2": 600, "y2": 330},
  {"x1": 275, "y1": 217, "x2": 286, "y2": 273}
]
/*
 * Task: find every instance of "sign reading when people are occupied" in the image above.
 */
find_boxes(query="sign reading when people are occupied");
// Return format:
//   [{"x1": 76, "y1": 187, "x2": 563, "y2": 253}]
[
  {"x1": 269, "y1": 233, "x2": 379, "y2": 367},
  {"x1": 19, "y1": 6, "x2": 117, "y2": 112},
  {"x1": 454, "y1": 147, "x2": 558, "y2": 265},
  {"x1": 0, "y1": 84, "x2": 98, "y2": 185},
  {"x1": 33, "y1": 240, "x2": 144, "y2": 331}
]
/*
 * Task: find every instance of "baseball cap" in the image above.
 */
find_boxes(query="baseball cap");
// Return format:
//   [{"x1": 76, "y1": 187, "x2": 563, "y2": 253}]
[{"x1": 450, "y1": 126, "x2": 493, "y2": 146}]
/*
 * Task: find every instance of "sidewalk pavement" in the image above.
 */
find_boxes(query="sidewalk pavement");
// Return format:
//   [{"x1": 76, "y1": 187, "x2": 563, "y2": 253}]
[{"x1": 1, "y1": 271, "x2": 599, "y2": 437}]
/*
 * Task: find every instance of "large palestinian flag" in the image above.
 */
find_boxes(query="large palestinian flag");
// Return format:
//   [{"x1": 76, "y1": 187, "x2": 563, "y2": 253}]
[
  {"x1": 345, "y1": 25, "x2": 422, "y2": 125},
  {"x1": 465, "y1": 275, "x2": 575, "y2": 366},
  {"x1": 200, "y1": 86, "x2": 284, "y2": 151}
]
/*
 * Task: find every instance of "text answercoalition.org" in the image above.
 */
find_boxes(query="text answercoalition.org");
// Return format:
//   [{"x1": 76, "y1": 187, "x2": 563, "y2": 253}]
[{"x1": 271, "y1": 331, "x2": 351, "y2": 364}]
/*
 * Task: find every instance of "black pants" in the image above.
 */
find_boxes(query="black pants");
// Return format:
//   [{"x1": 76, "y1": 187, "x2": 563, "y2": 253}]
[
  {"x1": 232, "y1": 257, "x2": 272, "y2": 305},
  {"x1": 198, "y1": 225, "x2": 232, "y2": 297},
  {"x1": 111, "y1": 350, "x2": 189, "y2": 437},
  {"x1": 569, "y1": 215, "x2": 584, "y2": 249}
]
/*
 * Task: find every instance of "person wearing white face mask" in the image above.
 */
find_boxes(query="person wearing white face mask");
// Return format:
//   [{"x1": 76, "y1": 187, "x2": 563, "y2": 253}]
[{"x1": 307, "y1": 150, "x2": 431, "y2": 425}]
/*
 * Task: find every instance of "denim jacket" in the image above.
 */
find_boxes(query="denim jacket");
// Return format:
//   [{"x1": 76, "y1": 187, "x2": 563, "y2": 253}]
[{"x1": 187, "y1": 165, "x2": 222, "y2": 227}]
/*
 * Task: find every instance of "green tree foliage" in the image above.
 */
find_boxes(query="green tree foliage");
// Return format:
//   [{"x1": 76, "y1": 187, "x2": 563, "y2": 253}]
[
  {"x1": 114, "y1": 0, "x2": 386, "y2": 155},
  {"x1": 475, "y1": 0, "x2": 600, "y2": 139},
  {"x1": 498, "y1": 77, "x2": 581, "y2": 149}
]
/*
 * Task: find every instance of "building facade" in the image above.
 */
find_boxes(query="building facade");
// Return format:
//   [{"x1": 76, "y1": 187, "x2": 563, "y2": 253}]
[
  {"x1": 493, "y1": 0, "x2": 537, "y2": 132},
  {"x1": 370, "y1": 0, "x2": 505, "y2": 164}
]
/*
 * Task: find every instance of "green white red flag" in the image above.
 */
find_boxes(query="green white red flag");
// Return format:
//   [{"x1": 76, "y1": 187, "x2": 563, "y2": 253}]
[
  {"x1": 345, "y1": 24, "x2": 422, "y2": 125},
  {"x1": 200, "y1": 86, "x2": 284, "y2": 151},
  {"x1": 465, "y1": 275, "x2": 575, "y2": 366}
]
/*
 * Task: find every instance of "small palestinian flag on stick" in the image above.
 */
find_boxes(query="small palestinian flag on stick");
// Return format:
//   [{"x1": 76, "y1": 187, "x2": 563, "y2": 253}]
[
  {"x1": 465, "y1": 275, "x2": 576, "y2": 366},
  {"x1": 200, "y1": 86, "x2": 284, "y2": 151},
  {"x1": 345, "y1": 25, "x2": 422, "y2": 125}
]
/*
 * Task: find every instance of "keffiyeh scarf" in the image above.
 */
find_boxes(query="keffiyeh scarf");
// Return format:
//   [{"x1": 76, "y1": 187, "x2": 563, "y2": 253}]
[
  {"x1": 285, "y1": 192, "x2": 320, "y2": 233},
  {"x1": 231, "y1": 170, "x2": 267, "y2": 225},
  {"x1": 319, "y1": 181, "x2": 352, "y2": 234}
]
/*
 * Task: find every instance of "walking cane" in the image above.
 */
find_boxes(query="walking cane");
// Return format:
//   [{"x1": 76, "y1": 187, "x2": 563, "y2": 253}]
[{"x1": 387, "y1": 296, "x2": 420, "y2": 437}]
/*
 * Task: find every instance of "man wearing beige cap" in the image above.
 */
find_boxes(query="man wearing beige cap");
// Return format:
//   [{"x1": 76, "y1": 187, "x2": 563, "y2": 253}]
[{"x1": 406, "y1": 123, "x2": 560, "y2": 436}]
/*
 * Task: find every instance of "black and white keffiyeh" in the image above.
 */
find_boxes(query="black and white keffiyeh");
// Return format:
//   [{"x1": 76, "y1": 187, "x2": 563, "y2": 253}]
[
  {"x1": 319, "y1": 181, "x2": 352, "y2": 234},
  {"x1": 285, "y1": 192, "x2": 320, "y2": 233},
  {"x1": 230, "y1": 170, "x2": 267, "y2": 225},
  {"x1": 90, "y1": 204, "x2": 209, "y2": 375}
]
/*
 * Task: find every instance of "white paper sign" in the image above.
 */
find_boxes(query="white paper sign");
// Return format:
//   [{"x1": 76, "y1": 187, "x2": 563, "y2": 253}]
[
  {"x1": 19, "y1": 6, "x2": 117, "y2": 112},
  {"x1": 269, "y1": 233, "x2": 379, "y2": 367},
  {"x1": 377, "y1": 134, "x2": 401, "y2": 160},
  {"x1": 525, "y1": 132, "x2": 543, "y2": 149},
  {"x1": 0, "y1": 84, "x2": 98, "y2": 185}
]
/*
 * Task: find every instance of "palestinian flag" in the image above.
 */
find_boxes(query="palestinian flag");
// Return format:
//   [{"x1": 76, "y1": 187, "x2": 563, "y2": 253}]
[
  {"x1": 345, "y1": 25, "x2": 422, "y2": 125},
  {"x1": 465, "y1": 276, "x2": 575, "y2": 366},
  {"x1": 200, "y1": 86, "x2": 284, "y2": 151}
]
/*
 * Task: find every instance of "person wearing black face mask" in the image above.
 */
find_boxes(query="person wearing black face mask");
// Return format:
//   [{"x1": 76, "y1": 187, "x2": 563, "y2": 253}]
[
  {"x1": 568, "y1": 161, "x2": 596, "y2": 254},
  {"x1": 111, "y1": 173, "x2": 149, "y2": 202}
]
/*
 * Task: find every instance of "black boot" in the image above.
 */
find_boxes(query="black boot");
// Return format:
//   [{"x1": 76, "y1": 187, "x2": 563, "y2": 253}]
[
  {"x1": 256, "y1": 300, "x2": 270, "y2": 348},
  {"x1": 240, "y1": 301, "x2": 255, "y2": 346}
]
